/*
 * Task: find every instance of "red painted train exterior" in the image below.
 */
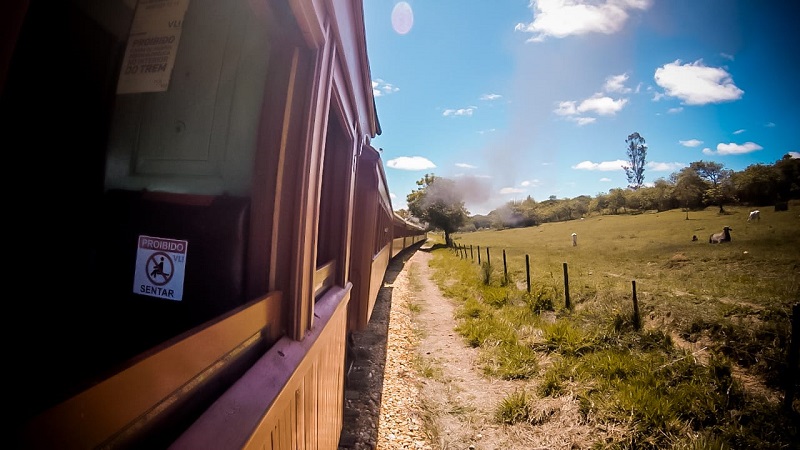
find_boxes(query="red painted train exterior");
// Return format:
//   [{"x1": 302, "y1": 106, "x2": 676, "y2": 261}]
[{"x1": 2, "y1": 1, "x2": 425, "y2": 448}]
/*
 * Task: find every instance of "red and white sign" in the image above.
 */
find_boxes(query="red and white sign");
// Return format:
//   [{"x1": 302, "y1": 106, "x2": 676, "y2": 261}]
[{"x1": 133, "y1": 235, "x2": 188, "y2": 301}]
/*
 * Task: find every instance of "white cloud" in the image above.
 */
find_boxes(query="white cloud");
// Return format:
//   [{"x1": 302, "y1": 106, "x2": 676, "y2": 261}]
[
  {"x1": 733, "y1": 129, "x2": 746, "y2": 134},
  {"x1": 765, "y1": 122, "x2": 776, "y2": 127},
  {"x1": 789, "y1": 151, "x2": 800, "y2": 159},
  {"x1": 372, "y1": 78, "x2": 399, "y2": 97},
  {"x1": 557, "y1": 94, "x2": 626, "y2": 119},
  {"x1": 702, "y1": 142, "x2": 763, "y2": 156},
  {"x1": 572, "y1": 116, "x2": 597, "y2": 126},
  {"x1": 390, "y1": 193, "x2": 396, "y2": 199},
  {"x1": 578, "y1": 94, "x2": 628, "y2": 115},
  {"x1": 715, "y1": 142, "x2": 763, "y2": 155},
  {"x1": 572, "y1": 159, "x2": 628, "y2": 171},
  {"x1": 480, "y1": 93, "x2": 502, "y2": 101},
  {"x1": 654, "y1": 59, "x2": 744, "y2": 105},
  {"x1": 515, "y1": 0, "x2": 653, "y2": 42},
  {"x1": 604, "y1": 73, "x2": 631, "y2": 93},
  {"x1": 667, "y1": 107, "x2": 683, "y2": 114},
  {"x1": 520, "y1": 179, "x2": 541, "y2": 187},
  {"x1": 721, "y1": 52, "x2": 734, "y2": 61},
  {"x1": 600, "y1": 177, "x2": 612, "y2": 182},
  {"x1": 478, "y1": 128, "x2": 497, "y2": 134},
  {"x1": 647, "y1": 161, "x2": 686, "y2": 171},
  {"x1": 456, "y1": 162, "x2": 477, "y2": 169},
  {"x1": 500, "y1": 187, "x2": 525, "y2": 194},
  {"x1": 554, "y1": 100, "x2": 577, "y2": 116},
  {"x1": 443, "y1": 107, "x2": 476, "y2": 116},
  {"x1": 386, "y1": 156, "x2": 436, "y2": 170},
  {"x1": 679, "y1": 139, "x2": 703, "y2": 147}
]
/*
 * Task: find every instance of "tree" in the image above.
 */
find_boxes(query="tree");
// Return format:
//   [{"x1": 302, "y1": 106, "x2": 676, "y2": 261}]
[
  {"x1": 690, "y1": 160, "x2": 735, "y2": 213},
  {"x1": 732, "y1": 164, "x2": 779, "y2": 205},
  {"x1": 671, "y1": 167, "x2": 705, "y2": 218},
  {"x1": 622, "y1": 132, "x2": 647, "y2": 189},
  {"x1": 406, "y1": 174, "x2": 468, "y2": 247},
  {"x1": 608, "y1": 188, "x2": 627, "y2": 214},
  {"x1": 774, "y1": 153, "x2": 800, "y2": 201}
]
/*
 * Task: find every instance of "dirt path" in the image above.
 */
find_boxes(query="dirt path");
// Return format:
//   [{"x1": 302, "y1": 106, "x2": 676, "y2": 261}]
[{"x1": 339, "y1": 244, "x2": 597, "y2": 450}]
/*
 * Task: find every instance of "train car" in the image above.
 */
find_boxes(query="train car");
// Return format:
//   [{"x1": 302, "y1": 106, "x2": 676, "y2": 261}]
[
  {"x1": 349, "y1": 145, "x2": 426, "y2": 333},
  {"x1": 2, "y1": 0, "x2": 422, "y2": 449}
]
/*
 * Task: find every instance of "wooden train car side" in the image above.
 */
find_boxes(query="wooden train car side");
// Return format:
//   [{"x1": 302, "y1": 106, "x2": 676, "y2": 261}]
[
  {"x1": 3, "y1": 0, "x2": 423, "y2": 448},
  {"x1": 350, "y1": 145, "x2": 426, "y2": 332}
]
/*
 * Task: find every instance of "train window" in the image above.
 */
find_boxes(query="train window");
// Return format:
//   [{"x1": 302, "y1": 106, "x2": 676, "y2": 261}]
[
  {"x1": 104, "y1": 0, "x2": 269, "y2": 196},
  {"x1": 315, "y1": 100, "x2": 355, "y2": 299},
  {"x1": 7, "y1": 0, "x2": 281, "y2": 427}
]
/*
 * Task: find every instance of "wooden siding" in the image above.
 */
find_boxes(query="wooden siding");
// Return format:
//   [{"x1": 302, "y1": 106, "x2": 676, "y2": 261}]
[
  {"x1": 170, "y1": 285, "x2": 350, "y2": 450},
  {"x1": 367, "y1": 244, "x2": 391, "y2": 324},
  {"x1": 21, "y1": 292, "x2": 284, "y2": 450},
  {"x1": 391, "y1": 237, "x2": 405, "y2": 258}
]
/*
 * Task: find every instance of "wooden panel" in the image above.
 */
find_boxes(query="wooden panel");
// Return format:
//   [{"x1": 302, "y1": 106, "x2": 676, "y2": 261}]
[
  {"x1": 22, "y1": 291, "x2": 283, "y2": 450},
  {"x1": 170, "y1": 285, "x2": 350, "y2": 450},
  {"x1": 367, "y1": 244, "x2": 390, "y2": 322},
  {"x1": 314, "y1": 260, "x2": 336, "y2": 298},
  {"x1": 391, "y1": 237, "x2": 405, "y2": 258}
]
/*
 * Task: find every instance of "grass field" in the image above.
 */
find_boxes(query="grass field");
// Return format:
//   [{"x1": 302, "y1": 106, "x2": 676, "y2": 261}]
[{"x1": 424, "y1": 204, "x2": 799, "y2": 449}]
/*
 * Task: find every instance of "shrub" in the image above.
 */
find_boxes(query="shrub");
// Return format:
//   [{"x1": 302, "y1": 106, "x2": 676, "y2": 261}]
[{"x1": 494, "y1": 389, "x2": 532, "y2": 424}]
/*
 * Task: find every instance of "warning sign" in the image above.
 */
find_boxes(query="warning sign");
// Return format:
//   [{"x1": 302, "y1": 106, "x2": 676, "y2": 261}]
[
  {"x1": 116, "y1": 0, "x2": 190, "y2": 94},
  {"x1": 133, "y1": 235, "x2": 188, "y2": 301}
]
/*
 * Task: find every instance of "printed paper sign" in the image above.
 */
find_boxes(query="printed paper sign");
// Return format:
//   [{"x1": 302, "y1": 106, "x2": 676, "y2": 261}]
[
  {"x1": 133, "y1": 235, "x2": 188, "y2": 301},
  {"x1": 117, "y1": 0, "x2": 190, "y2": 94}
]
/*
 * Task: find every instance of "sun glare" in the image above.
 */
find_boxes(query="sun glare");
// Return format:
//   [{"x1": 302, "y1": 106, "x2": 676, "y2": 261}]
[{"x1": 391, "y1": 2, "x2": 413, "y2": 35}]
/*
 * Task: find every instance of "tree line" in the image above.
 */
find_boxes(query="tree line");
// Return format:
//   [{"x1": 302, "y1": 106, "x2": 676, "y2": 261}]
[{"x1": 403, "y1": 153, "x2": 799, "y2": 235}]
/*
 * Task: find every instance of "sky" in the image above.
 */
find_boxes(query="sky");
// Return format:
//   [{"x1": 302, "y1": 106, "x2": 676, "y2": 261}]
[{"x1": 361, "y1": 0, "x2": 800, "y2": 216}]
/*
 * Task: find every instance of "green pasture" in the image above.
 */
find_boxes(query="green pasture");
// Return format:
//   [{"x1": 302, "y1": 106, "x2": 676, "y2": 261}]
[
  {"x1": 453, "y1": 205, "x2": 798, "y2": 318},
  {"x1": 422, "y1": 204, "x2": 799, "y2": 449}
]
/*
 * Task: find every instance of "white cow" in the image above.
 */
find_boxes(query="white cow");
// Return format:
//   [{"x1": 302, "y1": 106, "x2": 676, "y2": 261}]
[{"x1": 748, "y1": 210, "x2": 760, "y2": 222}]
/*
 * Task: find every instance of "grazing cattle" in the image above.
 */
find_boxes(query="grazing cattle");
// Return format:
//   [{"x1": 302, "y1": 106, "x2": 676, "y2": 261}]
[
  {"x1": 748, "y1": 210, "x2": 760, "y2": 222},
  {"x1": 709, "y1": 226, "x2": 732, "y2": 244}
]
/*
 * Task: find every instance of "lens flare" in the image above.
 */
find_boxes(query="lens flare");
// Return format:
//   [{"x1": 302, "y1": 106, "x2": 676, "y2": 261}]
[{"x1": 391, "y1": 2, "x2": 413, "y2": 35}]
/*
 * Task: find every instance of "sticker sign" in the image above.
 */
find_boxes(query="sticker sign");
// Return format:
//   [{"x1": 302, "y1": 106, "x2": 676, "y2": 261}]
[
  {"x1": 133, "y1": 235, "x2": 188, "y2": 301},
  {"x1": 116, "y1": 0, "x2": 190, "y2": 94}
]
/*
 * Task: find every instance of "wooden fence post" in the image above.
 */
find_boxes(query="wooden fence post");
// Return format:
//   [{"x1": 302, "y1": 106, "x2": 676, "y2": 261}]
[
  {"x1": 632, "y1": 280, "x2": 640, "y2": 330},
  {"x1": 563, "y1": 262, "x2": 570, "y2": 309},
  {"x1": 785, "y1": 303, "x2": 799, "y2": 410},
  {"x1": 486, "y1": 247, "x2": 491, "y2": 268},
  {"x1": 470, "y1": 245, "x2": 474, "y2": 261},
  {"x1": 477, "y1": 246, "x2": 481, "y2": 265},
  {"x1": 525, "y1": 254, "x2": 531, "y2": 293},
  {"x1": 502, "y1": 249, "x2": 508, "y2": 284}
]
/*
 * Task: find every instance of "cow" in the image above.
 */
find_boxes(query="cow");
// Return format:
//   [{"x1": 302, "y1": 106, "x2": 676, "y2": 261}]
[
  {"x1": 748, "y1": 210, "x2": 760, "y2": 222},
  {"x1": 709, "y1": 226, "x2": 732, "y2": 244}
]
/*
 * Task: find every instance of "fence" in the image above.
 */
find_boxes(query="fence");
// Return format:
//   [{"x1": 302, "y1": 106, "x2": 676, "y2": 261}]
[{"x1": 450, "y1": 242, "x2": 800, "y2": 408}]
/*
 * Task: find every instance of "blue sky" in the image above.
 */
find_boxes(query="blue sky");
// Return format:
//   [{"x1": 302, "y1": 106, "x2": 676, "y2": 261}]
[{"x1": 362, "y1": 1, "x2": 800, "y2": 216}]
